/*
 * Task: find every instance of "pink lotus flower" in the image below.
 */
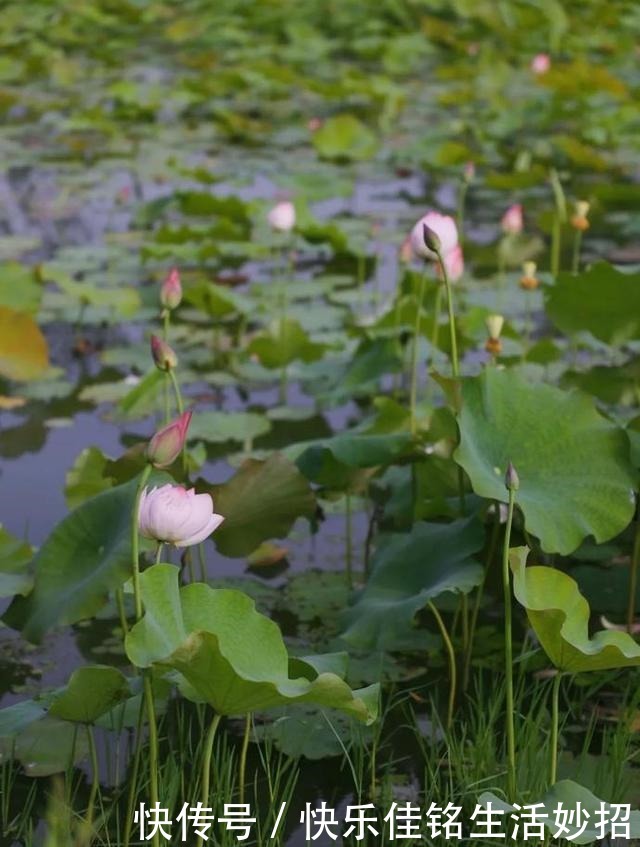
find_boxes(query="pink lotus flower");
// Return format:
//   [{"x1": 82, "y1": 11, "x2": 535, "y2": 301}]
[
  {"x1": 501, "y1": 204, "x2": 523, "y2": 235},
  {"x1": 267, "y1": 200, "x2": 296, "y2": 232},
  {"x1": 410, "y1": 211, "x2": 459, "y2": 259},
  {"x1": 531, "y1": 53, "x2": 551, "y2": 75},
  {"x1": 146, "y1": 410, "x2": 192, "y2": 469},
  {"x1": 160, "y1": 267, "x2": 182, "y2": 310},
  {"x1": 439, "y1": 244, "x2": 464, "y2": 282},
  {"x1": 138, "y1": 484, "x2": 224, "y2": 547}
]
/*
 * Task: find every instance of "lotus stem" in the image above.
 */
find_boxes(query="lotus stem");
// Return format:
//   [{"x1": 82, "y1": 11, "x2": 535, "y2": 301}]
[
  {"x1": 85, "y1": 724, "x2": 100, "y2": 840},
  {"x1": 428, "y1": 601, "x2": 456, "y2": 731},
  {"x1": 409, "y1": 268, "x2": 428, "y2": 435},
  {"x1": 345, "y1": 493, "x2": 353, "y2": 589},
  {"x1": 238, "y1": 713, "x2": 252, "y2": 805},
  {"x1": 626, "y1": 506, "x2": 640, "y2": 633},
  {"x1": 424, "y1": 284, "x2": 443, "y2": 406},
  {"x1": 115, "y1": 587, "x2": 128, "y2": 637},
  {"x1": 571, "y1": 230, "x2": 582, "y2": 275},
  {"x1": 438, "y1": 250, "x2": 459, "y2": 381},
  {"x1": 202, "y1": 713, "x2": 222, "y2": 807},
  {"x1": 502, "y1": 485, "x2": 517, "y2": 799},
  {"x1": 550, "y1": 168, "x2": 566, "y2": 278},
  {"x1": 162, "y1": 310, "x2": 171, "y2": 424},
  {"x1": 131, "y1": 465, "x2": 152, "y2": 621},
  {"x1": 143, "y1": 673, "x2": 160, "y2": 847},
  {"x1": 123, "y1": 695, "x2": 146, "y2": 847},
  {"x1": 549, "y1": 671, "x2": 562, "y2": 786}
]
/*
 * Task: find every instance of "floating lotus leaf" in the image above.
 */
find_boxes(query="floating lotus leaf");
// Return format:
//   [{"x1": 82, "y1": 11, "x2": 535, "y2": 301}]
[
  {"x1": 510, "y1": 547, "x2": 640, "y2": 673},
  {"x1": 455, "y1": 368, "x2": 637, "y2": 555},
  {"x1": 247, "y1": 318, "x2": 327, "y2": 368},
  {"x1": 312, "y1": 114, "x2": 378, "y2": 162},
  {"x1": 48, "y1": 666, "x2": 131, "y2": 724},
  {"x1": 342, "y1": 517, "x2": 485, "y2": 649},
  {"x1": 126, "y1": 564, "x2": 378, "y2": 722},
  {"x1": 188, "y1": 410, "x2": 271, "y2": 445}
]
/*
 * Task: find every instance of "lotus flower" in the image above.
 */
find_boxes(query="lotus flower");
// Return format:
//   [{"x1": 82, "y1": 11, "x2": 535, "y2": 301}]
[
  {"x1": 160, "y1": 267, "x2": 182, "y2": 310},
  {"x1": 440, "y1": 244, "x2": 464, "y2": 283},
  {"x1": 531, "y1": 53, "x2": 551, "y2": 75},
  {"x1": 501, "y1": 204, "x2": 523, "y2": 235},
  {"x1": 146, "y1": 411, "x2": 192, "y2": 469},
  {"x1": 409, "y1": 211, "x2": 459, "y2": 260},
  {"x1": 267, "y1": 200, "x2": 296, "y2": 232},
  {"x1": 138, "y1": 484, "x2": 224, "y2": 547}
]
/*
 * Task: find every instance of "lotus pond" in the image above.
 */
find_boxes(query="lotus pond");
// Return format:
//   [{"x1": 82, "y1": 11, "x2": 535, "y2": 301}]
[{"x1": 1, "y1": 1, "x2": 640, "y2": 845}]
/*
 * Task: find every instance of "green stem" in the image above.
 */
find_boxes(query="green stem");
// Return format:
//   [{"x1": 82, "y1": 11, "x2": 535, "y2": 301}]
[
  {"x1": 155, "y1": 543, "x2": 163, "y2": 566},
  {"x1": 551, "y1": 217, "x2": 561, "y2": 277},
  {"x1": 428, "y1": 601, "x2": 456, "y2": 731},
  {"x1": 424, "y1": 284, "x2": 443, "y2": 405},
  {"x1": 201, "y1": 713, "x2": 222, "y2": 807},
  {"x1": 131, "y1": 465, "x2": 152, "y2": 621},
  {"x1": 115, "y1": 587, "x2": 128, "y2": 637},
  {"x1": 143, "y1": 673, "x2": 160, "y2": 847},
  {"x1": 549, "y1": 671, "x2": 562, "y2": 786},
  {"x1": 345, "y1": 493, "x2": 353, "y2": 590},
  {"x1": 571, "y1": 230, "x2": 582, "y2": 275},
  {"x1": 438, "y1": 249, "x2": 459, "y2": 380},
  {"x1": 409, "y1": 269, "x2": 428, "y2": 435},
  {"x1": 626, "y1": 507, "x2": 640, "y2": 633},
  {"x1": 123, "y1": 695, "x2": 146, "y2": 847},
  {"x1": 197, "y1": 543, "x2": 207, "y2": 583},
  {"x1": 238, "y1": 713, "x2": 251, "y2": 805},
  {"x1": 502, "y1": 487, "x2": 517, "y2": 799},
  {"x1": 85, "y1": 724, "x2": 100, "y2": 839},
  {"x1": 167, "y1": 368, "x2": 184, "y2": 415},
  {"x1": 162, "y1": 311, "x2": 171, "y2": 424},
  {"x1": 457, "y1": 180, "x2": 468, "y2": 244}
]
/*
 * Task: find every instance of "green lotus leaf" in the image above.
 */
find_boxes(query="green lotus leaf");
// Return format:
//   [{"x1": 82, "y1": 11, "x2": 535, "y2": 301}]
[
  {"x1": 203, "y1": 453, "x2": 316, "y2": 557},
  {"x1": 5, "y1": 716, "x2": 89, "y2": 777},
  {"x1": 0, "y1": 262, "x2": 42, "y2": 313},
  {"x1": 455, "y1": 368, "x2": 637, "y2": 555},
  {"x1": 546, "y1": 263, "x2": 640, "y2": 345},
  {"x1": 312, "y1": 114, "x2": 378, "y2": 162},
  {"x1": 188, "y1": 410, "x2": 271, "y2": 446},
  {"x1": 126, "y1": 564, "x2": 378, "y2": 723},
  {"x1": 247, "y1": 318, "x2": 327, "y2": 368},
  {"x1": 3, "y1": 473, "x2": 168, "y2": 642},
  {"x1": 342, "y1": 516, "x2": 485, "y2": 650},
  {"x1": 0, "y1": 525, "x2": 33, "y2": 597},
  {"x1": 48, "y1": 666, "x2": 131, "y2": 724},
  {"x1": 510, "y1": 547, "x2": 640, "y2": 672},
  {"x1": 65, "y1": 446, "x2": 116, "y2": 509},
  {"x1": 480, "y1": 780, "x2": 640, "y2": 845}
]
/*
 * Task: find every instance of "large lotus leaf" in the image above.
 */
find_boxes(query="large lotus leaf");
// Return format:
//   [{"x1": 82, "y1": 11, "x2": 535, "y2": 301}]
[
  {"x1": 188, "y1": 410, "x2": 271, "y2": 445},
  {"x1": 292, "y1": 432, "x2": 414, "y2": 489},
  {"x1": 3, "y1": 474, "x2": 168, "y2": 642},
  {"x1": 0, "y1": 525, "x2": 33, "y2": 597},
  {"x1": 480, "y1": 780, "x2": 640, "y2": 844},
  {"x1": 342, "y1": 517, "x2": 485, "y2": 649},
  {"x1": 126, "y1": 564, "x2": 378, "y2": 722},
  {"x1": 0, "y1": 307, "x2": 49, "y2": 381},
  {"x1": 312, "y1": 114, "x2": 378, "y2": 162},
  {"x1": 184, "y1": 281, "x2": 252, "y2": 318},
  {"x1": 510, "y1": 547, "x2": 640, "y2": 672},
  {"x1": 247, "y1": 318, "x2": 327, "y2": 368},
  {"x1": 65, "y1": 446, "x2": 116, "y2": 509},
  {"x1": 203, "y1": 453, "x2": 316, "y2": 557},
  {"x1": 11, "y1": 717, "x2": 89, "y2": 777},
  {"x1": 0, "y1": 262, "x2": 42, "y2": 313},
  {"x1": 546, "y1": 263, "x2": 640, "y2": 344},
  {"x1": 48, "y1": 666, "x2": 131, "y2": 724},
  {"x1": 455, "y1": 368, "x2": 637, "y2": 555}
]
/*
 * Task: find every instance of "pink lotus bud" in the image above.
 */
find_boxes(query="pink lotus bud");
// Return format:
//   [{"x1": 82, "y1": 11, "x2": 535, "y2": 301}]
[
  {"x1": 150, "y1": 334, "x2": 178, "y2": 371},
  {"x1": 138, "y1": 483, "x2": 224, "y2": 547},
  {"x1": 531, "y1": 53, "x2": 551, "y2": 75},
  {"x1": 409, "y1": 211, "x2": 459, "y2": 260},
  {"x1": 267, "y1": 200, "x2": 296, "y2": 232},
  {"x1": 160, "y1": 267, "x2": 182, "y2": 310},
  {"x1": 501, "y1": 204, "x2": 523, "y2": 235},
  {"x1": 505, "y1": 461, "x2": 520, "y2": 491},
  {"x1": 146, "y1": 410, "x2": 192, "y2": 468}
]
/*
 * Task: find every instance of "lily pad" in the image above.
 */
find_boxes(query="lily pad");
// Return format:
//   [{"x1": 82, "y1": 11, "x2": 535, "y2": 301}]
[
  {"x1": 455, "y1": 368, "x2": 637, "y2": 555},
  {"x1": 342, "y1": 516, "x2": 484, "y2": 649},
  {"x1": 0, "y1": 307, "x2": 49, "y2": 381},
  {"x1": 312, "y1": 114, "x2": 378, "y2": 162},
  {"x1": 49, "y1": 666, "x2": 131, "y2": 724},
  {"x1": 510, "y1": 547, "x2": 640, "y2": 672},
  {"x1": 188, "y1": 410, "x2": 271, "y2": 446},
  {"x1": 126, "y1": 564, "x2": 378, "y2": 722}
]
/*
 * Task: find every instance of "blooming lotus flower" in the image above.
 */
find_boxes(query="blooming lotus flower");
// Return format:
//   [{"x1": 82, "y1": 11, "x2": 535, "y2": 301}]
[
  {"x1": 267, "y1": 200, "x2": 296, "y2": 232},
  {"x1": 501, "y1": 204, "x2": 523, "y2": 235},
  {"x1": 146, "y1": 410, "x2": 192, "y2": 468},
  {"x1": 531, "y1": 53, "x2": 551, "y2": 75},
  {"x1": 410, "y1": 211, "x2": 459, "y2": 260},
  {"x1": 138, "y1": 484, "x2": 224, "y2": 547},
  {"x1": 150, "y1": 334, "x2": 178, "y2": 371},
  {"x1": 440, "y1": 244, "x2": 464, "y2": 283},
  {"x1": 160, "y1": 267, "x2": 182, "y2": 310}
]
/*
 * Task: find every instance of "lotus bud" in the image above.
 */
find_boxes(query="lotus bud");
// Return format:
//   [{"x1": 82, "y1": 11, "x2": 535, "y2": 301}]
[
  {"x1": 531, "y1": 53, "x2": 551, "y2": 75},
  {"x1": 267, "y1": 200, "x2": 296, "y2": 232},
  {"x1": 571, "y1": 201, "x2": 590, "y2": 231},
  {"x1": 150, "y1": 334, "x2": 178, "y2": 371},
  {"x1": 464, "y1": 161, "x2": 475, "y2": 183},
  {"x1": 422, "y1": 223, "x2": 442, "y2": 255},
  {"x1": 146, "y1": 410, "x2": 192, "y2": 469},
  {"x1": 160, "y1": 267, "x2": 182, "y2": 310},
  {"x1": 485, "y1": 313, "x2": 504, "y2": 355},
  {"x1": 501, "y1": 204, "x2": 523, "y2": 235},
  {"x1": 505, "y1": 461, "x2": 520, "y2": 492},
  {"x1": 520, "y1": 260, "x2": 539, "y2": 291}
]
